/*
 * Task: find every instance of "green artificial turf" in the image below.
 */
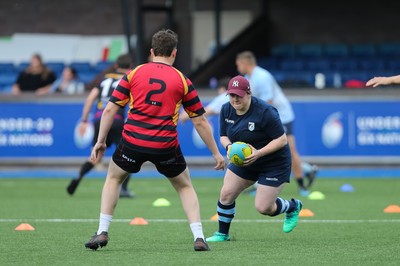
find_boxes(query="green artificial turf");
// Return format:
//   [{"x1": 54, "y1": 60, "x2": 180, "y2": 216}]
[{"x1": 0, "y1": 177, "x2": 399, "y2": 265}]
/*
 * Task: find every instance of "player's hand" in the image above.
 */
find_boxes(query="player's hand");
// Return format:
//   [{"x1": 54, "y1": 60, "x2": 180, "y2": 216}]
[
  {"x1": 243, "y1": 145, "x2": 262, "y2": 167},
  {"x1": 213, "y1": 152, "x2": 226, "y2": 170},
  {"x1": 90, "y1": 142, "x2": 106, "y2": 162},
  {"x1": 79, "y1": 122, "x2": 87, "y2": 136},
  {"x1": 366, "y1": 77, "x2": 389, "y2": 87}
]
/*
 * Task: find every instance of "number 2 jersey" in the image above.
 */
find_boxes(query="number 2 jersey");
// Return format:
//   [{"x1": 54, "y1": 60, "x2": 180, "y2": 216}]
[
  {"x1": 110, "y1": 62, "x2": 205, "y2": 153},
  {"x1": 94, "y1": 71, "x2": 126, "y2": 121}
]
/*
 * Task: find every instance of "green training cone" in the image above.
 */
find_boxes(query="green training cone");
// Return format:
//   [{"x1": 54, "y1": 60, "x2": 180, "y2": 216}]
[
  {"x1": 152, "y1": 198, "x2": 171, "y2": 207},
  {"x1": 308, "y1": 191, "x2": 325, "y2": 200}
]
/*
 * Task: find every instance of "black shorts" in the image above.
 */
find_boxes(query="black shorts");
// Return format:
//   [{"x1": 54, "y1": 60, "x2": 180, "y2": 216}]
[
  {"x1": 228, "y1": 162, "x2": 291, "y2": 187},
  {"x1": 112, "y1": 141, "x2": 187, "y2": 178},
  {"x1": 283, "y1": 121, "x2": 294, "y2": 136},
  {"x1": 93, "y1": 119, "x2": 124, "y2": 147}
]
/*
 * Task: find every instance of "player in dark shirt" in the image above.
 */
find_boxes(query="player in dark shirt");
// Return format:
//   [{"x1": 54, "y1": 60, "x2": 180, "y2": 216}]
[
  {"x1": 206, "y1": 76, "x2": 303, "y2": 242},
  {"x1": 66, "y1": 54, "x2": 134, "y2": 198},
  {"x1": 84, "y1": 29, "x2": 225, "y2": 252}
]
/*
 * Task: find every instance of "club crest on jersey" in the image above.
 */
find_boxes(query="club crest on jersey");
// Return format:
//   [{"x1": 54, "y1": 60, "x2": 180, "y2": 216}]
[{"x1": 248, "y1": 122, "x2": 255, "y2": 131}]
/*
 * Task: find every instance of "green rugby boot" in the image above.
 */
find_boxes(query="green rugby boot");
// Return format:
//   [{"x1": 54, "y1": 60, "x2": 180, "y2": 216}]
[
  {"x1": 206, "y1": 232, "x2": 230, "y2": 242},
  {"x1": 283, "y1": 199, "x2": 302, "y2": 233}
]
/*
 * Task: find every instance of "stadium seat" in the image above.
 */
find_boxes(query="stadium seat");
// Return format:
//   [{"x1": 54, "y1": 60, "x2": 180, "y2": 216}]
[
  {"x1": 376, "y1": 43, "x2": 400, "y2": 57},
  {"x1": 78, "y1": 72, "x2": 97, "y2": 84},
  {"x1": 349, "y1": 44, "x2": 376, "y2": 57},
  {"x1": 0, "y1": 63, "x2": 16, "y2": 74},
  {"x1": 331, "y1": 59, "x2": 358, "y2": 71},
  {"x1": 296, "y1": 44, "x2": 322, "y2": 57},
  {"x1": 358, "y1": 59, "x2": 385, "y2": 71},
  {"x1": 271, "y1": 44, "x2": 295, "y2": 58},
  {"x1": 281, "y1": 71, "x2": 315, "y2": 87},
  {"x1": 258, "y1": 57, "x2": 279, "y2": 71},
  {"x1": 385, "y1": 60, "x2": 400, "y2": 71},
  {"x1": 46, "y1": 62, "x2": 65, "y2": 76},
  {"x1": 305, "y1": 59, "x2": 331, "y2": 71},
  {"x1": 279, "y1": 59, "x2": 305, "y2": 71},
  {"x1": 70, "y1": 62, "x2": 93, "y2": 73},
  {"x1": 95, "y1": 61, "x2": 114, "y2": 72},
  {"x1": 0, "y1": 74, "x2": 17, "y2": 88},
  {"x1": 16, "y1": 62, "x2": 30, "y2": 73},
  {"x1": 322, "y1": 44, "x2": 349, "y2": 57},
  {"x1": 341, "y1": 71, "x2": 370, "y2": 83}
]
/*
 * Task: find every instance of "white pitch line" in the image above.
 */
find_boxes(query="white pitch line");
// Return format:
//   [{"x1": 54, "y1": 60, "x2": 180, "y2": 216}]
[{"x1": 0, "y1": 218, "x2": 400, "y2": 223}]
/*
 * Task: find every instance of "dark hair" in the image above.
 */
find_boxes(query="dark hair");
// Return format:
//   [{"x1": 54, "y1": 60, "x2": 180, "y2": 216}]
[
  {"x1": 116, "y1": 53, "x2": 132, "y2": 69},
  {"x1": 151, "y1": 29, "x2": 178, "y2": 57},
  {"x1": 218, "y1": 76, "x2": 231, "y2": 90}
]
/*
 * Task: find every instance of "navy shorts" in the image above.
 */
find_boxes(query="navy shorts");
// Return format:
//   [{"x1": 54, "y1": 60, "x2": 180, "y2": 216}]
[
  {"x1": 228, "y1": 162, "x2": 291, "y2": 187},
  {"x1": 112, "y1": 140, "x2": 187, "y2": 178},
  {"x1": 283, "y1": 121, "x2": 294, "y2": 136}
]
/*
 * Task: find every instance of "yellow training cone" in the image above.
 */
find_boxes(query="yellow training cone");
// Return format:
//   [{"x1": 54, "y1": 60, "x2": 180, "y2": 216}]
[
  {"x1": 152, "y1": 198, "x2": 171, "y2": 207},
  {"x1": 15, "y1": 223, "x2": 35, "y2": 231},
  {"x1": 308, "y1": 191, "x2": 325, "y2": 200}
]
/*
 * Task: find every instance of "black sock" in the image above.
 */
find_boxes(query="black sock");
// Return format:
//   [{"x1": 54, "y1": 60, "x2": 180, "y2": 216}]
[
  {"x1": 79, "y1": 161, "x2": 94, "y2": 179},
  {"x1": 217, "y1": 201, "x2": 235, "y2": 235},
  {"x1": 121, "y1": 175, "x2": 131, "y2": 190},
  {"x1": 296, "y1": 177, "x2": 306, "y2": 189}
]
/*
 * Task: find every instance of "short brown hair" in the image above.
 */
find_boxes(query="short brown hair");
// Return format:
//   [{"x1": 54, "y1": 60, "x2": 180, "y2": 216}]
[
  {"x1": 236, "y1": 51, "x2": 257, "y2": 65},
  {"x1": 116, "y1": 53, "x2": 132, "y2": 69},
  {"x1": 151, "y1": 29, "x2": 178, "y2": 57}
]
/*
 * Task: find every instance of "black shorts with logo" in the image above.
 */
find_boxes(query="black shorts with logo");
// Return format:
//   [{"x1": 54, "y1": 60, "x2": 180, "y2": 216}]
[{"x1": 112, "y1": 140, "x2": 187, "y2": 178}]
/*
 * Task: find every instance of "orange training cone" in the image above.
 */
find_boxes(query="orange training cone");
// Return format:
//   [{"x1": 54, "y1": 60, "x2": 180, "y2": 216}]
[
  {"x1": 130, "y1": 217, "x2": 149, "y2": 225},
  {"x1": 384, "y1": 205, "x2": 400, "y2": 213},
  {"x1": 210, "y1": 213, "x2": 218, "y2": 221},
  {"x1": 15, "y1": 223, "x2": 35, "y2": 231},
  {"x1": 299, "y1": 209, "x2": 315, "y2": 217}
]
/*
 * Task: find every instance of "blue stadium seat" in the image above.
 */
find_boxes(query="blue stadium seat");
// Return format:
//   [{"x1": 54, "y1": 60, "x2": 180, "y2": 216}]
[
  {"x1": 341, "y1": 71, "x2": 370, "y2": 83},
  {"x1": 376, "y1": 43, "x2": 400, "y2": 57},
  {"x1": 46, "y1": 62, "x2": 65, "y2": 76},
  {"x1": 0, "y1": 73, "x2": 17, "y2": 87},
  {"x1": 322, "y1": 44, "x2": 349, "y2": 57},
  {"x1": 78, "y1": 72, "x2": 97, "y2": 84},
  {"x1": 386, "y1": 60, "x2": 400, "y2": 71},
  {"x1": 258, "y1": 57, "x2": 279, "y2": 71},
  {"x1": 279, "y1": 59, "x2": 305, "y2": 71},
  {"x1": 349, "y1": 44, "x2": 376, "y2": 57},
  {"x1": 70, "y1": 62, "x2": 93, "y2": 73},
  {"x1": 331, "y1": 59, "x2": 358, "y2": 71},
  {"x1": 296, "y1": 44, "x2": 322, "y2": 57},
  {"x1": 358, "y1": 59, "x2": 385, "y2": 71},
  {"x1": 305, "y1": 59, "x2": 331, "y2": 71},
  {"x1": 271, "y1": 44, "x2": 295, "y2": 58},
  {"x1": 95, "y1": 61, "x2": 114, "y2": 72},
  {"x1": 0, "y1": 63, "x2": 16, "y2": 74},
  {"x1": 281, "y1": 71, "x2": 315, "y2": 87},
  {"x1": 16, "y1": 62, "x2": 30, "y2": 73}
]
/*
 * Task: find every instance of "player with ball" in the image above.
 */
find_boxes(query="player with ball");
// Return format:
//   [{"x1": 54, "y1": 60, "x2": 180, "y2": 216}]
[{"x1": 207, "y1": 76, "x2": 302, "y2": 242}]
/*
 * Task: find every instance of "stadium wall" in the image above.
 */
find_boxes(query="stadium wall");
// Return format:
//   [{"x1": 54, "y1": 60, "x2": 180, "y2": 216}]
[{"x1": 0, "y1": 89, "x2": 399, "y2": 166}]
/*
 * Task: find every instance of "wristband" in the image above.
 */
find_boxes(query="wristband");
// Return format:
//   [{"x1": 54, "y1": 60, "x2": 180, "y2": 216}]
[{"x1": 225, "y1": 143, "x2": 232, "y2": 151}]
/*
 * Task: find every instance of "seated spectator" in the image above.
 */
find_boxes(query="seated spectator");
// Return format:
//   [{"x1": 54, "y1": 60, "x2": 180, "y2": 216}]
[
  {"x1": 12, "y1": 54, "x2": 56, "y2": 95},
  {"x1": 50, "y1": 66, "x2": 85, "y2": 95}
]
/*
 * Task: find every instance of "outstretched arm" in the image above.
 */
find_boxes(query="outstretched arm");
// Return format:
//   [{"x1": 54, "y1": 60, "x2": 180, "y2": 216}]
[{"x1": 366, "y1": 75, "x2": 400, "y2": 87}]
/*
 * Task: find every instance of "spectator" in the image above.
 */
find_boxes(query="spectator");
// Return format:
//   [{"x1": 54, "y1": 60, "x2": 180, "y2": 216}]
[
  {"x1": 50, "y1": 66, "x2": 85, "y2": 95},
  {"x1": 12, "y1": 54, "x2": 56, "y2": 96}
]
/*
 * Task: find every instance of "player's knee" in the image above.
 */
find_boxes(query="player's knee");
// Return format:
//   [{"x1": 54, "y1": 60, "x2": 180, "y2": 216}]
[
  {"x1": 255, "y1": 202, "x2": 275, "y2": 216},
  {"x1": 219, "y1": 188, "x2": 236, "y2": 205}
]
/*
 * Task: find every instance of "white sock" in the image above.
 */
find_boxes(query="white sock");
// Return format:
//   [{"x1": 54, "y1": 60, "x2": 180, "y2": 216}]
[
  {"x1": 190, "y1": 222, "x2": 204, "y2": 241},
  {"x1": 97, "y1": 213, "x2": 113, "y2": 235}
]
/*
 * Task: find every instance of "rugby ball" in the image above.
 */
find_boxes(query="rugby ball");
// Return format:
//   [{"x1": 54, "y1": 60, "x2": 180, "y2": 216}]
[{"x1": 228, "y1": 141, "x2": 252, "y2": 167}]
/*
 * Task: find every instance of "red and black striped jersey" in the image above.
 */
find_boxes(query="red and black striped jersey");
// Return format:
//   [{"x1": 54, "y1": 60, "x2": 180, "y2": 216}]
[{"x1": 110, "y1": 62, "x2": 205, "y2": 153}]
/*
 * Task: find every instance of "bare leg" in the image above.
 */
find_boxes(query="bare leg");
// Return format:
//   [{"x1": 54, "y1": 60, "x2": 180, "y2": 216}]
[
  {"x1": 254, "y1": 183, "x2": 285, "y2": 215},
  {"x1": 168, "y1": 167, "x2": 201, "y2": 224},
  {"x1": 100, "y1": 159, "x2": 130, "y2": 215},
  {"x1": 287, "y1": 135, "x2": 303, "y2": 179}
]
